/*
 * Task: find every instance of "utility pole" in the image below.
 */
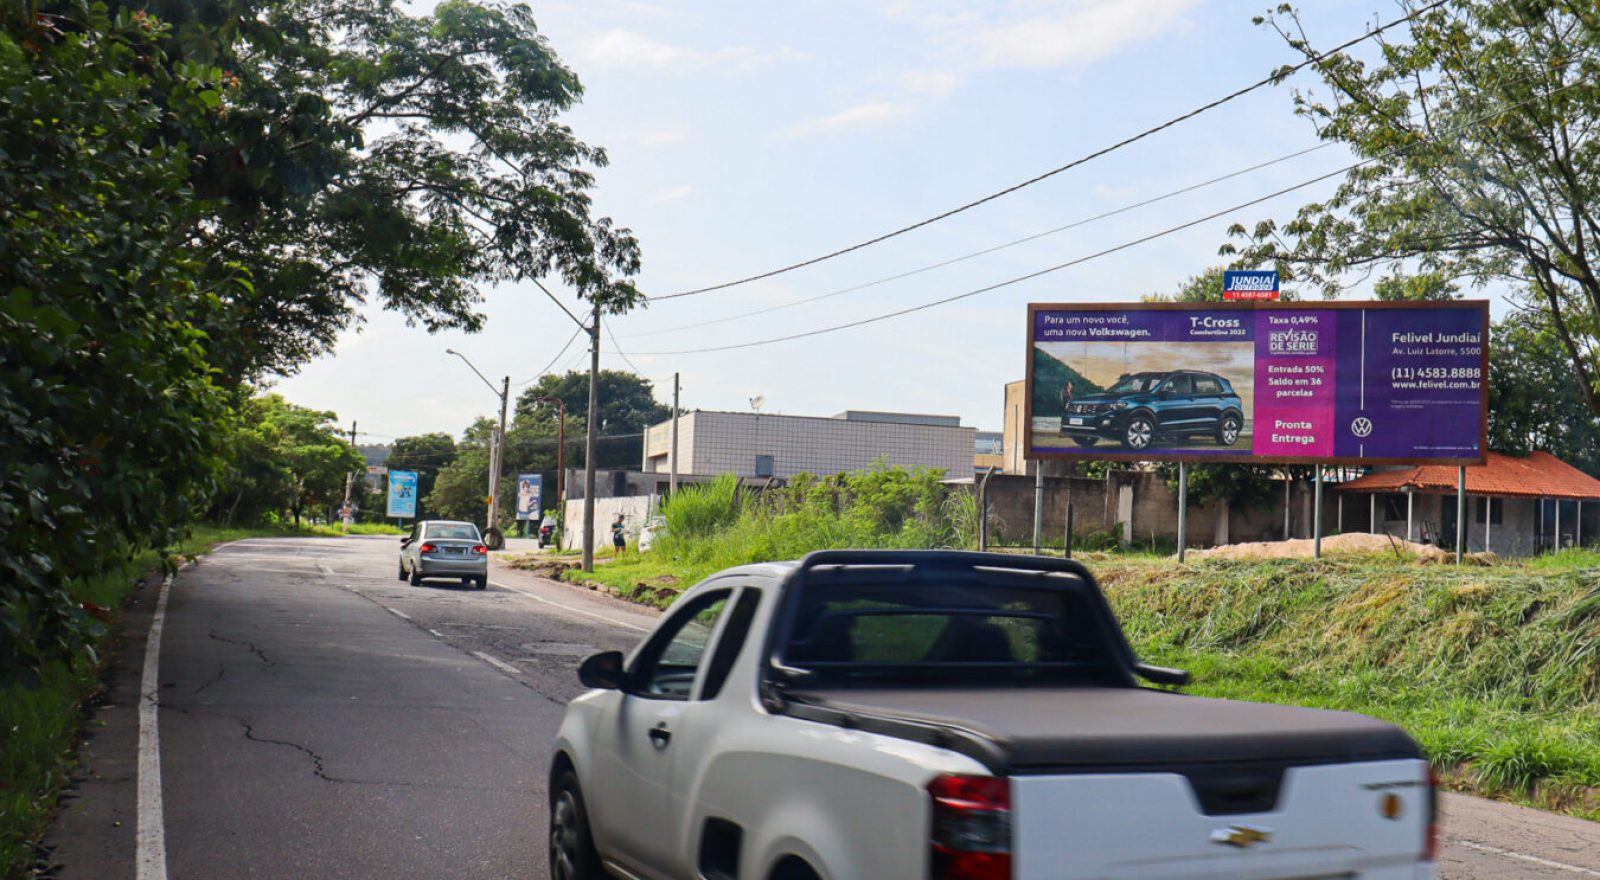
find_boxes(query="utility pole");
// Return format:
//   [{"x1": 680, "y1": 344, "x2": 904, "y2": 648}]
[
  {"x1": 670, "y1": 372, "x2": 680, "y2": 494},
  {"x1": 340, "y1": 420, "x2": 358, "y2": 528},
  {"x1": 582, "y1": 301, "x2": 601, "y2": 572}
]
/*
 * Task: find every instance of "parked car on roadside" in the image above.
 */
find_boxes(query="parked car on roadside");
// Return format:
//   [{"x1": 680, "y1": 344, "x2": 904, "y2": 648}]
[
  {"x1": 398, "y1": 520, "x2": 488, "y2": 589},
  {"x1": 548, "y1": 550, "x2": 1436, "y2": 880},
  {"x1": 1062, "y1": 370, "x2": 1244, "y2": 451}
]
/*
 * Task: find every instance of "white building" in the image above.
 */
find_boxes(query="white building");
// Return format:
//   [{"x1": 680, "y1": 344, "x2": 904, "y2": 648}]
[{"x1": 642, "y1": 410, "x2": 976, "y2": 480}]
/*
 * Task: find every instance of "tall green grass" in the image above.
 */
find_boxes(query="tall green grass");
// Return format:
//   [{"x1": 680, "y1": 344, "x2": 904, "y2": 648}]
[{"x1": 1099, "y1": 552, "x2": 1600, "y2": 805}]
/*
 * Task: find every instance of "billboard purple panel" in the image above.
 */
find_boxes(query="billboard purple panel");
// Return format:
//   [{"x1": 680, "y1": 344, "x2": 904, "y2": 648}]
[{"x1": 1026, "y1": 301, "x2": 1487, "y2": 465}]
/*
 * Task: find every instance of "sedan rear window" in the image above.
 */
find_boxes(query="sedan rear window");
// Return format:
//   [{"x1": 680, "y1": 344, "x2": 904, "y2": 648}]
[{"x1": 425, "y1": 523, "x2": 481, "y2": 540}]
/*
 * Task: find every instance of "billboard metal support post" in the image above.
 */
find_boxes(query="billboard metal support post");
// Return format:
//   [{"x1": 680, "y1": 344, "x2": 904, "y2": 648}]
[
  {"x1": 1485, "y1": 498, "x2": 1492, "y2": 553},
  {"x1": 1312, "y1": 465, "x2": 1323, "y2": 560},
  {"x1": 1456, "y1": 466, "x2": 1466, "y2": 563},
  {"x1": 1406, "y1": 489, "x2": 1414, "y2": 543},
  {"x1": 1555, "y1": 498, "x2": 1562, "y2": 551},
  {"x1": 1177, "y1": 462, "x2": 1188, "y2": 563},
  {"x1": 1370, "y1": 493, "x2": 1377, "y2": 534},
  {"x1": 1065, "y1": 503, "x2": 1074, "y2": 559},
  {"x1": 1032, "y1": 466, "x2": 1045, "y2": 555},
  {"x1": 978, "y1": 467, "x2": 997, "y2": 551}
]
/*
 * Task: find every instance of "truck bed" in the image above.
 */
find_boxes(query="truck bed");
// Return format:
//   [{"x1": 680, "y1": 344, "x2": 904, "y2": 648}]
[{"x1": 791, "y1": 685, "x2": 1420, "y2": 772}]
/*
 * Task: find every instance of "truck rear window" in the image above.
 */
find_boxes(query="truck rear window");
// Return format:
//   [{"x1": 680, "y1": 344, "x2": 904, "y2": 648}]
[{"x1": 782, "y1": 580, "x2": 1120, "y2": 685}]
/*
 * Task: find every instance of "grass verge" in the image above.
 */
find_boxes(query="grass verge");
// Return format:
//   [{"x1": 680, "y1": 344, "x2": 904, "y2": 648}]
[
  {"x1": 555, "y1": 545, "x2": 1600, "y2": 818},
  {"x1": 0, "y1": 521, "x2": 379, "y2": 877}
]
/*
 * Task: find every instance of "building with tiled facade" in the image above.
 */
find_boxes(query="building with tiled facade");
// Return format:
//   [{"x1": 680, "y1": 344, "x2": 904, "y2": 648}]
[{"x1": 641, "y1": 410, "x2": 976, "y2": 480}]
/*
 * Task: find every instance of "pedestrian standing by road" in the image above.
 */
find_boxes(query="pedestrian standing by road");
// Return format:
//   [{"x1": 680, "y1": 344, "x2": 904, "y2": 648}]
[{"x1": 611, "y1": 514, "x2": 626, "y2": 554}]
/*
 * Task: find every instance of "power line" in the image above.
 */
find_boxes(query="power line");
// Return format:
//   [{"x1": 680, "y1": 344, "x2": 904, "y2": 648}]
[
  {"x1": 630, "y1": 76, "x2": 1572, "y2": 357},
  {"x1": 629, "y1": 166, "x2": 1357, "y2": 355},
  {"x1": 518, "y1": 324, "x2": 585, "y2": 386},
  {"x1": 649, "y1": 0, "x2": 1451, "y2": 301},
  {"x1": 619, "y1": 141, "x2": 1334, "y2": 340},
  {"x1": 603, "y1": 320, "x2": 645, "y2": 374}
]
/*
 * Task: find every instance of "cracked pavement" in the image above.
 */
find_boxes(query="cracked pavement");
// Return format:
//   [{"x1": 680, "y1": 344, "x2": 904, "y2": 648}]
[{"x1": 47, "y1": 534, "x2": 656, "y2": 879}]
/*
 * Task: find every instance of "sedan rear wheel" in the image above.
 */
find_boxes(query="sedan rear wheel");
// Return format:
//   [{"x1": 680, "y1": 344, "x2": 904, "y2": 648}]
[
  {"x1": 550, "y1": 772, "x2": 604, "y2": 880},
  {"x1": 408, "y1": 562, "x2": 422, "y2": 586}
]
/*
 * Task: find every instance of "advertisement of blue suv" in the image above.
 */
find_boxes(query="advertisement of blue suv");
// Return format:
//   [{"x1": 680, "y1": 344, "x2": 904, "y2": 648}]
[{"x1": 1027, "y1": 301, "x2": 1489, "y2": 464}]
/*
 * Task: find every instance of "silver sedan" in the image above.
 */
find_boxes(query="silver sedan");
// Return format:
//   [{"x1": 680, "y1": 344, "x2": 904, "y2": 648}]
[{"x1": 398, "y1": 520, "x2": 489, "y2": 589}]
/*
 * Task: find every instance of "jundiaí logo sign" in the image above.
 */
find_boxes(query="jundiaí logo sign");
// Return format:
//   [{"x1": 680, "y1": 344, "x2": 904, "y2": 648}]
[{"x1": 1223, "y1": 270, "x2": 1279, "y2": 301}]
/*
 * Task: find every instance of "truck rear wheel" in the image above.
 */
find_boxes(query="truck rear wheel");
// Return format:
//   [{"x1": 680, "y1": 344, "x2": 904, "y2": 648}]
[{"x1": 550, "y1": 771, "x2": 604, "y2": 880}]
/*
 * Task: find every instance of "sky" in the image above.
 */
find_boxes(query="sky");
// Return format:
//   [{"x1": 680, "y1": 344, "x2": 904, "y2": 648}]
[{"x1": 276, "y1": 0, "x2": 1516, "y2": 446}]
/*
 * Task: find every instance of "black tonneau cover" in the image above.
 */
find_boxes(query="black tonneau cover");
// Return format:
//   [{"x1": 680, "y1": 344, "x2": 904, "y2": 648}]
[{"x1": 791, "y1": 686, "x2": 1420, "y2": 771}]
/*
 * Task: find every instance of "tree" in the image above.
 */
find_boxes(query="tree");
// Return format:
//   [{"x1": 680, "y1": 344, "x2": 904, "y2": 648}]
[
  {"x1": 1224, "y1": 0, "x2": 1600, "y2": 418},
  {"x1": 210, "y1": 395, "x2": 365, "y2": 526},
  {"x1": 1, "y1": 6, "x2": 230, "y2": 682},
  {"x1": 1489, "y1": 310, "x2": 1600, "y2": 473},
  {"x1": 516, "y1": 369, "x2": 669, "y2": 468},
  {"x1": 78, "y1": 0, "x2": 644, "y2": 382},
  {"x1": 387, "y1": 433, "x2": 457, "y2": 518}
]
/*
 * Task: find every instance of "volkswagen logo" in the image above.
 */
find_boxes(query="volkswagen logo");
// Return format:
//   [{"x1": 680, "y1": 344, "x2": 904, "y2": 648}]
[{"x1": 1351, "y1": 416, "x2": 1374, "y2": 438}]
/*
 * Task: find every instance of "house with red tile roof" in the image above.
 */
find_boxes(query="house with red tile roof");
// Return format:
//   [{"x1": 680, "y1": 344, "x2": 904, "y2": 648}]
[{"x1": 1335, "y1": 452, "x2": 1600, "y2": 555}]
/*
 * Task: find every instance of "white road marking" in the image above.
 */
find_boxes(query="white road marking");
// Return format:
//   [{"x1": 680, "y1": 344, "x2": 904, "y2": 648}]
[
  {"x1": 427, "y1": 629, "x2": 444, "y2": 638},
  {"x1": 316, "y1": 563, "x2": 333, "y2": 576},
  {"x1": 1455, "y1": 840, "x2": 1600, "y2": 877},
  {"x1": 387, "y1": 607, "x2": 411, "y2": 620},
  {"x1": 490, "y1": 580, "x2": 650, "y2": 633},
  {"x1": 137, "y1": 574, "x2": 173, "y2": 880},
  {"x1": 472, "y1": 651, "x2": 520, "y2": 675}
]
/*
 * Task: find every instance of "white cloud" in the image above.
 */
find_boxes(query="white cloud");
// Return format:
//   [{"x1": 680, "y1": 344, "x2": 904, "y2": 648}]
[
  {"x1": 640, "y1": 124, "x2": 690, "y2": 146},
  {"x1": 782, "y1": 101, "x2": 920, "y2": 138},
  {"x1": 581, "y1": 30, "x2": 803, "y2": 71},
  {"x1": 898, "y1": 70, "x2": 962, "y2": 97},
  {"x1": 971, "y1": 0, "x2": 1200, "y2": 69},
  {"x1": 648, "y1": 184, "x2": 694, "y2": 205}
]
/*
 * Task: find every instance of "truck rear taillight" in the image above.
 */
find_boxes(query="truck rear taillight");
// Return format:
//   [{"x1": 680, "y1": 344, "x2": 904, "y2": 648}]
[
  {"x1": 928, "y1": 774, "x2": 1011, "y2": 880},
  {"x1": 1424, "y1": 765, "x2": 1440, "y2": 861}
]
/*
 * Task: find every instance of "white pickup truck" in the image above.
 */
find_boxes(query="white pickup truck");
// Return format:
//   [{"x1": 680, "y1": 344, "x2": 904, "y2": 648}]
[{"x1": 549, "y1": 551, "x2": 1437, "y2": 880}]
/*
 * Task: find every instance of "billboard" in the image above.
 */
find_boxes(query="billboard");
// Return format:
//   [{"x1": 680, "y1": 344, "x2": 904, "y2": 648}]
[
  {"x1": 515, "y1": 473, "x2": 543, "y2": 521},
  {"x1": 1026, "y1": 301, "x2": 1488, "y2": 465},
  {"x1": 386, "y1": 470, "x2": 419, "y2": 519}
]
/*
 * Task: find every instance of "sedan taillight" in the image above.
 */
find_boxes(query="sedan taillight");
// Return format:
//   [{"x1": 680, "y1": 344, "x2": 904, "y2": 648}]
[
  {"x1": 928, "y1": 774, "x2": 1011, "y2": 880},
  {"x1": 472, "y1": 545, "x2": 488, "y2": 554},
  {"x1": 418, "y1": 543, "x2": 437, "y2": 553}
]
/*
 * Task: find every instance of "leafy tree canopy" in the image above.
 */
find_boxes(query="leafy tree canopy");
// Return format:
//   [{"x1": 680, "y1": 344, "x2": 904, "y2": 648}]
[
  {"x1": 88, "y1": 0, "x2": 644, "y2": 381},
  {"x1": 1224, "y1": 0, "x2": 1600, "y2": 417},
  {"x1": 515, "y1": 369, "x2": 670, "y2": 433},
  {"x1": 1489, "y1": 310, "x2": 1600, "y2": 473}
]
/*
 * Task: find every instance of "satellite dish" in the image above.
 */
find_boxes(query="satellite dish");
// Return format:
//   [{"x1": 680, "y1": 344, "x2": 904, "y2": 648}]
[{"x1": 750, "y1": 395, "x2": 766, "y2": 412}]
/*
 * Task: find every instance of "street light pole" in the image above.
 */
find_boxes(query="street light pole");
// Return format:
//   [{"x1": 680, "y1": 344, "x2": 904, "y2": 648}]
[
  {"x1": 446, "y1": 349, "x2": 510, "y2": 548},
  {"x1": 582, "y1": 301, "x2": 601, "y2": 571}
]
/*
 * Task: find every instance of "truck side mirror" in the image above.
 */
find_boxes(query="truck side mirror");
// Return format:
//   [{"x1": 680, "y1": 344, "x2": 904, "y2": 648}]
[{"x1": 578, "y1": 650, "x2": 626, "y2": 690}]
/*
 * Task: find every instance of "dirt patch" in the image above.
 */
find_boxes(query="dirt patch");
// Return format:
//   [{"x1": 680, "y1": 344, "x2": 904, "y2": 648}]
[
  {"x1": 504, "y1": 554, "x2": 579, "y2": 579},
  {"x1": 1189, "y1": 532, "x2": 1453, "y2": 561}
]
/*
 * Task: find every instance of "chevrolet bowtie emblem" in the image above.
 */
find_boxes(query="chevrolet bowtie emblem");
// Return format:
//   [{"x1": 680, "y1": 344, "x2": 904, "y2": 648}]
[{"x1": 1210, "y1": 824, "x2": 1272, "y2": 848}]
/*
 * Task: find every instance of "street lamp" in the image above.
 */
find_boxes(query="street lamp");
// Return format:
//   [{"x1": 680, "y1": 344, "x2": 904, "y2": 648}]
[{"x1": 446, "y1": 349, "x2": 510, "y2": 549}]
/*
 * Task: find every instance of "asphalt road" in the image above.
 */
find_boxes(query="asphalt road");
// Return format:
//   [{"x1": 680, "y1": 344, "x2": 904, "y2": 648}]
[{"x1": 42, "y1": 535, "x2": 1600, "y2": 879}]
